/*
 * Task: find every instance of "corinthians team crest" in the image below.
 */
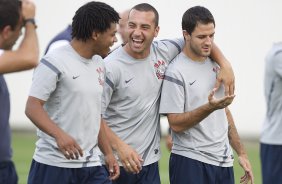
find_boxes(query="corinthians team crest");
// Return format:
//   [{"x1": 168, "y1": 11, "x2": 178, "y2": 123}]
[
  {"x1": 96, "y1": 67, "x2": 104, "y2": 85},
  {"x1": 154, "y1": 60, "x2": 167, "y2": 79}
]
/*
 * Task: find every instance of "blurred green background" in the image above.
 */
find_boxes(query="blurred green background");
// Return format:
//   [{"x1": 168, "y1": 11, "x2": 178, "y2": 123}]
[{"x1": 12, "y1": 131, "x2": 261, "y2": 184}]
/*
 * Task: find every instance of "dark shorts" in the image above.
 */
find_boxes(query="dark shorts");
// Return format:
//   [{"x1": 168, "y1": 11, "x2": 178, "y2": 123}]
[
  {"x1": 260, "y1": 143, "x2": 282, "y2": 184},
  {"x1": 28, "y1": 159, "x2": 112, "y2": 184},
  {"x1": 0, "y1": 161, "x2": 18, "y2": 184},
  {"x1": 112, "y1": 162, "x2": 160, "y2": 184},
  {"x1": 169, "y1": 153, "x2": 234, "y2": 184}
]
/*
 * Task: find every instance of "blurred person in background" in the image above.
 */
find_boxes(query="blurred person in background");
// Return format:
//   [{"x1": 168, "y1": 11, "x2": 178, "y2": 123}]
[
  {"x1": 44, "y1": 24, "x2": 71, "y2": 54},
  {"x1": 260, "y1": 42, "x2": 282, "y2": 184},
  {"x1": 165, "y1": 128, "x2": 173, "y2": 151},
  {"x1": 117, "y1": 9, "x2": 129, "y2": 45},
  {"x1": 0, "y1": 0, "x2": 38, "y2": 183}
]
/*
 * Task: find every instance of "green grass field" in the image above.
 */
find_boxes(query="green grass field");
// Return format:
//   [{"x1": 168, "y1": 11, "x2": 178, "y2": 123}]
[{"x1": 12, "y1": 131, "x2": 261, "y2": 184}]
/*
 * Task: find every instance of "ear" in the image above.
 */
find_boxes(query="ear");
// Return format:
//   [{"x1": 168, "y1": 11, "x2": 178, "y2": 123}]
[
  {"x1": 182, "y1": 30, "x2": 191, "y2": 41},
  {"x1": 91, "y1": 31, "x2": 99, "y2": 41},
  {"x1": 154, "y1": 26, "x2": 160, "y2": 37},
  {"x1": 1, "y1": 25, "x2": 12, "y2": 40}
]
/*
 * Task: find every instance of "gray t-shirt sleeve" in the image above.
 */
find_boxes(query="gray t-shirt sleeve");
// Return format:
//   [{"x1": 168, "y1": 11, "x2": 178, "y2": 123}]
[
  {"x1": 159, "y1": 69, "x2": 185, "y2": 114},
  {"x1": 153, "y1": 38, "x2": 184, "y2": 65},
  {"x1": 274, "y1": 51, "x2": 282, "y2": 77},
  {"x1": 29, "y1": 57, "x2": 61, "y2": 101}
]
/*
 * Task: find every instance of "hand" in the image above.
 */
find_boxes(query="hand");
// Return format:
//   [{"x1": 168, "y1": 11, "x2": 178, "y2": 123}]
[
  {"x1": 238, "y1": 154, "x2": 254, "y2": 184},
  {"x1": 105, "y1": 154, "x2": 120, "y2": 180},
  {"x1": 54, "y1": 130, "x2": 83, "y2": 160},
  {"x1": 214, "y1": 62, "x2": 235, "y2": 96},
  {"x1": 21, "y1": 0, "x2": 36, "y2": 19},
  {"x1": 208, "y1": 88, "x2": 235, "y2": 110},
  {"x1": 116, "y1": 141, "x2": 143, "y2": 174}
]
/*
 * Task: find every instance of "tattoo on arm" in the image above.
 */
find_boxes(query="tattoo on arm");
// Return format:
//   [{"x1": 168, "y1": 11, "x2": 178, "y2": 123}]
[{"x1": 226, "y1": 108, "x2": 246, "y2": 155}]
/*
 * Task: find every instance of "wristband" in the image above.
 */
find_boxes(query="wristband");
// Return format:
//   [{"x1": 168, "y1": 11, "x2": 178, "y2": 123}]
[{"x1": 24, "y1": 18, "x2": 37, "y2": 29}]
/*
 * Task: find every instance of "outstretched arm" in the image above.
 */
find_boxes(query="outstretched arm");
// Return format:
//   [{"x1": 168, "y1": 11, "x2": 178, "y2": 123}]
[
  {"x1": 167, "y1": 89, "x2": 235, "y2": 133},
  {"x1": 103, "y1": 122, "x2": 143, "y2": 174},
  {"x1": 226, "y1": 108, "x2": 254, "y2": 184},
  {"x1": 210, "y1": 43, "x2": 235, "y2": 96}
]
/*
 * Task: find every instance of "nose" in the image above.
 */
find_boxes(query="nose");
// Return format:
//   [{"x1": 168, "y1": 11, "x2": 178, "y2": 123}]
[
  {"x1": 113, "y1": 35, "x2": 118, "y2": 43},
  {"x1": 132, "y1": 28, "x2": 142, "y2": 36},
  {"x1": 204, "y1": 36, "x2": 213, "y2": 45}
]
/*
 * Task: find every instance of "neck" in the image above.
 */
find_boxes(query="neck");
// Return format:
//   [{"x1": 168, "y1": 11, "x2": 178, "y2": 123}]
[
  {"x1": 183, "y1": 45, "x2": 207, "y2": 62},
  {"x1": 124, "y1": 44, "x2": 150, "y2": 59},
  {"x1": 70, "y1": 39, "x2": 94, "y2": 59}
]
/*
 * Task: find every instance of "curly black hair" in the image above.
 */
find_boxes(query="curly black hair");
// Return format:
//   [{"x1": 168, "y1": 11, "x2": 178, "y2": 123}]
[{"x1": 72, "y1": 1, "x2": 120, "y2": 41}]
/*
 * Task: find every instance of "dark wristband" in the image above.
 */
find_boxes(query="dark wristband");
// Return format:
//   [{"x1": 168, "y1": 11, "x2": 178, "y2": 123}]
[{"x1": 24, "y1": 18, "x2": 37, "y2": 29}]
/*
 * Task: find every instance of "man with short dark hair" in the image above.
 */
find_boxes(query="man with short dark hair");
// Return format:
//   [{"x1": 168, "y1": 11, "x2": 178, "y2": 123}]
[
  {"x1": 0, "y1": 0, "x2": 38, "y2": 183},
  {"x1": 25, "y1": 2, "x2": 120, "y2": 183},
  {"x1": 160, "y1": 6, "x2": 254, "y2": 184}
]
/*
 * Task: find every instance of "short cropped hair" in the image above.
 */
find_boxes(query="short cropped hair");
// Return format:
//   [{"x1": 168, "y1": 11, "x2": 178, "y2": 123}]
[
  {"x1": 71, "y1": 1, "x2": 120, "y2": 41},
  {"x1": 131, "y1": 3, "x2": 159, "y2": 27},
  {"x1": 0, "y1": 0, "x2": 21, "y2": 31},
  {"x1": 182, "y1": 6, "x2": 215, "y2": 35}
]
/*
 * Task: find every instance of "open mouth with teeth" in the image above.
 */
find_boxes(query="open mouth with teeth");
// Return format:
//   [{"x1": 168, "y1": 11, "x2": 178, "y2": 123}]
[{"x1": 132, "y1": 38, "x2": 144, "y2": 48}]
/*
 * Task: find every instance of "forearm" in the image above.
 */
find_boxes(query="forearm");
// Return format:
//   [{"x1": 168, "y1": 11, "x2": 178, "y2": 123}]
[
  {"x1": 167, "y1": 103, "x2": 214, "y2": 133},
  {"x1": 210, "y1": 43, "x2": 235, "y2": 95},
  {"x1": 102, "y1": 120, "x2": 124, "y2": 152},
  {"x1": 0, "y1": 24, "x2": 39, "y2": 74},
  {"x1": 226, "y1": 108, "x2": 247, "y2": 156},
  {"x1": 18, "y1": 23, "x2": 39, "y2": 65},
  {"x1": 98, "y1": 120, "x2": 113, "y2": 155},
  {"x1": 19, "y1": 0, "x2": 39, "y2": 65},
  {"x1": 25, "y1": 96, "x2": 63, "y2": 139},
  {"x1": 210, "y1": 43, "x2": 230, "y2": 68}
]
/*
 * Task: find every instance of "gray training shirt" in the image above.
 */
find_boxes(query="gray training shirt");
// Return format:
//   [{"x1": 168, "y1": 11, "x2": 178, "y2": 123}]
[
  {"x1": 29, "y1": 44, "x2": 104, "y2": 168},
  {"x1": 159, "y1": 52, "x2": 233, "y2": 167},
  {"x1": 102, "y1": 39, "x2": 183, "y2": 166},
  {"x1": 261, "y1": 42, "x2": 282, "y2": 145}
]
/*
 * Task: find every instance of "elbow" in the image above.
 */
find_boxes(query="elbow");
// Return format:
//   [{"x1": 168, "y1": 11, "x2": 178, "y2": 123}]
[
  {"x1": 25, "y1": 98, "x2": 35, "y2": 120},
  {"x1": 25, "y1": 55, "x2": 39, "y2": 69},
  {"x1": 25, "y1": 103, "x2": 31, "y2": 120},
  {"x1": 167, "y1": 114, "x2": 185, "y2": 133},
  {"x1": 170, "y1": 124, "x2": 184, "y2": 133}
]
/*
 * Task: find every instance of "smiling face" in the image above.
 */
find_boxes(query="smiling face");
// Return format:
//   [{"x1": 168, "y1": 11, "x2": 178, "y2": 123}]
[
  {"x1": 184, "y1": 22, "x2": 215, "y2": 61},
  {"x1": 124, "y1": 9, "x2": 159, "y2": 59}
]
